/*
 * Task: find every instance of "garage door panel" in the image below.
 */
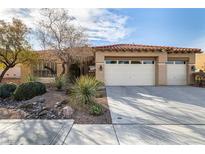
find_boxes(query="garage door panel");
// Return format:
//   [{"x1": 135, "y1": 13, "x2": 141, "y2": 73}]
[
  {"x1": 105, "y1": 64, "x2": 155, "y2": 86},
  {"x1": 167, "y1": 64, "x2": 187, "y2": 85}
]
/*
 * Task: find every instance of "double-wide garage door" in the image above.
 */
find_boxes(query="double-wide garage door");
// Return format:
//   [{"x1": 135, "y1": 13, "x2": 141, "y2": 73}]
[
  {"x1": 104, "y1": 59, "x2": 155, "y2": 86},
  {"x1": 104, "y1": 59, "x2": 187, "y2": 86}
]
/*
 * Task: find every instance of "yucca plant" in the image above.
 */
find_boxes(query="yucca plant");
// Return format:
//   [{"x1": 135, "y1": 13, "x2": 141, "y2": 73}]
[
  {"x1": 71, "y1": 75, "x2": 103, "y2": 104},
  {"x1": 25, "y1": 74, "x2": 38, "y2": 82},
  {"x1": 55, "y1": 76, "x2": 65, "y2": 90}
]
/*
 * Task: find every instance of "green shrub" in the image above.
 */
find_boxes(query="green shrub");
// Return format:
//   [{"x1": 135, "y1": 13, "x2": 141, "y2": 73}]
[
  {"x1": 13, "y1": 82, "x2": 46, "y2": 100},
  {"x1": 25, "y1": 74, "x2": 38, "y2": 82},
  {"x1": 71, "y1": 75, "x2": 103, "y2": 104},
  {"x1": 0, "y1": 83, "x2": 17, "y2": 98},
  {"x1": 55, "y1": 76, "x2": 65, "y2": 90},
  {"x1": 90, "y1": 104, "x2": 103, "y2": 116}
]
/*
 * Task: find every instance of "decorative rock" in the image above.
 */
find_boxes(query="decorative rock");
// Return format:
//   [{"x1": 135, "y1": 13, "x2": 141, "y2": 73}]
[
  {"x1": 19, "y1": 103, "x2": 34, "y2": 109},
  {"x1": 54, "y1": 102, "x2": 61, "y2": 108},
  {"x1": 33, "y1": 102, "x2": 38, "y2": 105},
  {"x1": 0, "y1": 108, "x2": 28, "y2": 119},
  {"x1": 54, "y1": 100, "x2": 67, "y2": 108},
  {"x1": 38, "y1": 109, "x2": 48, "y2": 116},
  {"x1": 62, "y1": 106, "x2": 74, "y2": 118},
  {"x1": 61, "y1": 100, "x2": 68, "y2": 105},
  {"x1": 37, "y1": 97, "x2": 46, "y2": 103},
  {"x1": 0, "y1": 92, "x2": 73, "y2": 119},
  {"x1": 42, "y1": 106, "x2": 48, "y2": 110}
]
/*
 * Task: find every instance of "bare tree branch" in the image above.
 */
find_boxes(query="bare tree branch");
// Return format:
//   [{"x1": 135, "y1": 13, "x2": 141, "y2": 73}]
[{"x1": 36, "y1": 8, "x2": 93, "y2": 77}]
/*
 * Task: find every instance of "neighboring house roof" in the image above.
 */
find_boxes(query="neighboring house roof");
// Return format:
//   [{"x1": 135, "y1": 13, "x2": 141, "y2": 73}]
[
  {"x1": 92, "y1": 44, "x2": 202, "y2": 53},
  {"x1": 35, "y1": 50, "x2": 61, "y2": 62},
  {"x1": 35, "y1": 48, "x2": 94, "y2": 62}
]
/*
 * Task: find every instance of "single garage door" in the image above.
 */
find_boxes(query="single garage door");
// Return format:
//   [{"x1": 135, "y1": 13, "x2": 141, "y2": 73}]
[
  {"x1": 167, "y1": 60, "x2": 187, "y2": 85},
  {"x1": 104, "y1": 59, "x2": 155, "y2": 86}
]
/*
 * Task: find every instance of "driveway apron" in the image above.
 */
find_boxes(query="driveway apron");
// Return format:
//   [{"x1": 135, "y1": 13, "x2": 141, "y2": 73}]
[{"x1": 106, "y1": 86, "x2": 205, "y2": 124}]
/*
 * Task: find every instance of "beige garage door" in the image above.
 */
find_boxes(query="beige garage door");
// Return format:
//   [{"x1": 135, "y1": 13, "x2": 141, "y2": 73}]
[
  {"x1": 104, "y1": 59, "x2": 155, "y2": 86},
  {"x1": 167, "y1": 60, "x2": 187, "y2": 85}
]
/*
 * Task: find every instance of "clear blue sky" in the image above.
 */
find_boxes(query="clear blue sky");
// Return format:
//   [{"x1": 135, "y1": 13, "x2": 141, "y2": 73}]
[{"x1": 92, "y1": 8, "x2": 205, "y2": 50}]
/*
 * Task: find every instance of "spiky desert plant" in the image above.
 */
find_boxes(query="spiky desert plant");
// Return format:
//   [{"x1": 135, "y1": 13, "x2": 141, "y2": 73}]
[
  {"x1": 55, "y1": 76, "x2": 66, "y2": 90},
  {"x1": 71, "y1": 75, "x2": 103, "y2": 104},
  {"x1": 25, "y1": 74, "x2": 38, "y2": 82}
]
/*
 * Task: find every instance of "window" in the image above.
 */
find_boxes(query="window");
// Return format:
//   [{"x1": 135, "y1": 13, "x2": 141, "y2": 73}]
[
  {"x1": 143, "y1": 60, "x2": 154, "y2": 64},
  {"x1": 105, "y1": 60, "x2": 117, "y2": 64},
  {"x1": 166, "y1": 61, "x2": 174, "y2": 64},
  {"x1": 166, "y1": 61, "x2": 186, "y2": 64},
  {"x1": 175, "y1": 61, "x2": 186, "y2": 64},
  {"x1": 131, "y1": 60, "x2": 142, "y2": 64},
  {"x1": 33, "y1": 60, "x2": 57, "y2": 77},
  {"x1": 118, "y1": 60, "x2": 129, "y2": 64}
]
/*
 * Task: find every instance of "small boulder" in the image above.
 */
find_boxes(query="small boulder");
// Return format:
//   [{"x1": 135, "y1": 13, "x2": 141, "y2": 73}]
[{"x1": 62, "y1": 106, "x2": 74, "y2": 118}]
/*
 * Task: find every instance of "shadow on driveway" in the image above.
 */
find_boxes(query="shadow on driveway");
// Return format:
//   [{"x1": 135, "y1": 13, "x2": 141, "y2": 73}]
[{"x1": 106, "y1": 86, "x2": 205, "y2": 125}]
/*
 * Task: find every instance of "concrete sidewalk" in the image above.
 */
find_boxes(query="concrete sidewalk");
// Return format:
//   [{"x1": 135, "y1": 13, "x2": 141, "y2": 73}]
[
  {"x1": 0, "y1": 120, "x2": 74, "y2": 145},
  {"x1": 1, "y1": 120, "x2": 205, "y2": 145},
  {"x1": 64, "y1": 124, "x2": 119, "y2": 145}
]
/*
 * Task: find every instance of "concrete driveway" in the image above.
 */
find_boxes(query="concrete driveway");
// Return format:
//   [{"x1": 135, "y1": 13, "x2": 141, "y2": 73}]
[
  {"x1": 106, "y1": 86, "x2": 205, "y2": 124},
  {"x1": 106, "y1": 86, "x2": 205, "y2": 144}
]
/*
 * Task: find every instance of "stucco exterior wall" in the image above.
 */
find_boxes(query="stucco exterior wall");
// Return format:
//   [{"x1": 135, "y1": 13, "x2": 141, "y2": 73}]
[
  {"x1": 95, "y1": 51, "x2": 196, "y2": 85},
  {"x1": 196, "y1": 53, "x2": 205, "y2": 71},
  {"x1": 1, "y1": 64, "x2": 31, "y2": 84},
  {"x1": 156, "y1": 52, "x2": 167, "y2": 85}
]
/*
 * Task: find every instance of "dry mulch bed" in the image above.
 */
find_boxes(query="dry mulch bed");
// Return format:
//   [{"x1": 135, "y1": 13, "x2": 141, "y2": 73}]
[
  {"x1": 0, "y1": 86, "x2": 112, "y2": 124},
  {"x1": 69, "y1": 90, "x2": 112, "y2": 124}
]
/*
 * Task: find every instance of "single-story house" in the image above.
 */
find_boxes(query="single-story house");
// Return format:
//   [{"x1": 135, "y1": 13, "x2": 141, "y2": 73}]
[
  {"x1": 94, "y1": 44, "x2": 202, "y2": 86},
  {"x1": 1, "y1": 44, "x2": 203, "y2": 86}
]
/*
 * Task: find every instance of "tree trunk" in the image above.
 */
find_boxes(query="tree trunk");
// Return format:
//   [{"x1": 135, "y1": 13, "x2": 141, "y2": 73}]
[
  {"x1": 60, "y1": 62, "x2": 66, "y2": 77},
  {"x1": 0, "y1": 66, "x2": 10, "y2": 82},
  {"x1": 65, "y1": 63, "x2": 71, "y2": 83}
]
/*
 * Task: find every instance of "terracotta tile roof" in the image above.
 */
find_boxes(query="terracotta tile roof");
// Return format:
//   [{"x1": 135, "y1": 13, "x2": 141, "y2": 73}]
[{"x1": 92, "y1": 44, "x2": 202, "y2": 53}]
